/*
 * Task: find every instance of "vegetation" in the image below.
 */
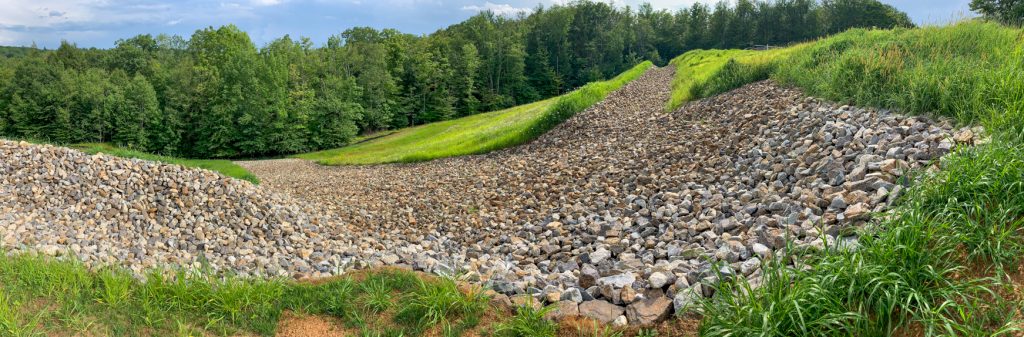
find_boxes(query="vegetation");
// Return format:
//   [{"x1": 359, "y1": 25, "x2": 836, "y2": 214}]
[
  {"x1": 0, "y1": 255, "x2": 498, "y2": 336},
  {"x1": 970, "y1": 0, "x2": 1024, "y2": 24},
  {"x1": 68, "y1": 142, "x2": 260, "y2": 183},
  {"x1": 664, "y1": 21, "x2": 1024, "y2": 336},
  {"x1": 298, "y1": 61, "x2": 652, "y2": 165},
  {"x1": 296, "y1": 98, "x2": 555, "y2": 165},
  {"x1": 0, "y1": 0, "x2": 912, "y2": 159}
]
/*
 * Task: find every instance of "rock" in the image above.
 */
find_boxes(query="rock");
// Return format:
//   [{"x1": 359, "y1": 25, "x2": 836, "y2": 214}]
[
  {"x1": 740, "y1": 257, "x2": 761, "y2": 275},
  {"x1": 598, "y1": 273, "x2": 636, "y2": 288},
  {"x1": 589, "y1": 248, "x2": 612, "y2": 264},
  {"x1": 561, "y1": 288, "x2": 584, "y2": 303},
  {"x1": 844, "y1": 203, "x2": 870, "y2": 221},
  {"x1": 579, "y1": 265, "x2": 600, "y2": 289},
  {"x1": 490, "y1": 292, "x2": 513, "y2": 310},
  {"x1": 625, "y1": 295, "x2": 673, "y2": 325},
  {"x1": 544, "y1": 301, "x2": 579, "y2": 320},
  {"x1": 620, "y1": 286, "x2": 639, "y2": 304},
  {"x1": 613, "y1": 315, "x2": 628, "y2": 327},
  {"x1": 954, "y1": 129, "x2": 974, "y2": 143},
  {"x1": 579, "y1": 300, "x2": 625, "y2": 323},
  {"x1": 751, "y1": 243, "x2": 771, "y2": 259},
  {"x1": 380, "y1": 254, "x2": 400, "y2": 265},
  {"x1": 510, "y1": 294, "x2": 541, "y2": 310},
  {"x1": 673, "y1": 285, "x2": 702, "y2": 313},
  {"x1": 648, "y1": 272, "x2": 670, "y2": 289}
]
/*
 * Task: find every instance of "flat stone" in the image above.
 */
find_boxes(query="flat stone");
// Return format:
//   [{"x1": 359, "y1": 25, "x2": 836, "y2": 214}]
[
  {"x1": 579, "y1": 300, "x2": 625, "y2": 323},
  {"x1": 544, "y1": 301, "x2": 579, "y2": 320},
  {"x1": 625, "y1": 295, "x2": 673, "y2": 325}
]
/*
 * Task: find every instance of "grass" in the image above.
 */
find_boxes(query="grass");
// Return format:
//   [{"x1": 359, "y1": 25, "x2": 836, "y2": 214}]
[
  {"x1": 298, "y1": 61, "x2": 654, "y2": 165},
  {"x1": 68, "y1": 142, "x2": 261, "y2": 184},
  {"x1": 664, "y1": 48, "x2": 797, "y2": 111},
  {"x1": 662, "y1": 21, "x2": 1024, "y2": 336},
  {"x1": 0, "y1": 254, "x2": 500, "y2": 336}
]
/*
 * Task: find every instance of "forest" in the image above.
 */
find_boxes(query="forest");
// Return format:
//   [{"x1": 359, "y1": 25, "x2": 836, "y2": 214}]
[{"x1": 0, "y1": 0, "x2": 913, "y2": 158}]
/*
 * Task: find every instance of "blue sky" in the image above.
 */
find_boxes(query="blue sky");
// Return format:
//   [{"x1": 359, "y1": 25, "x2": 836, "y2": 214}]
[{"x1": 0, "y1": 0, "x2": 975, "y2": 48}]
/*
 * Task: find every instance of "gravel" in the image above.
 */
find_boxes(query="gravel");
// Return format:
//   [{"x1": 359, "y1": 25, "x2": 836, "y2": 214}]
[
  {"x1": 1, "y1": 65, "x2": 977, "y2": 325},
  {"x1": 0, "y1": 140, "x2": 363, "y2": 278}
]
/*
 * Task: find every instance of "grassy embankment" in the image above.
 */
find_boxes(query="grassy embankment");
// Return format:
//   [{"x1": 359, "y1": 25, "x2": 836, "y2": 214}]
[
  {"x1": 67, "y1": 143, "x2": 261, "y2": 184},
  {"x1": 665, "y1": 21, "x2": 1024, "y2": 336},
  {"x1": 298, "y1": 61, "x2": 654, "y2": 165}
]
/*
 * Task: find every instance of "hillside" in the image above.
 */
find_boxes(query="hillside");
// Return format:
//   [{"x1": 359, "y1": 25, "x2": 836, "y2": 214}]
[
  {"x1": 2, "y1": 20, "x2": 1023, "y2": 337},
  {"x1": 296, "y1": 62, "x2": 652, "y2": 165}
]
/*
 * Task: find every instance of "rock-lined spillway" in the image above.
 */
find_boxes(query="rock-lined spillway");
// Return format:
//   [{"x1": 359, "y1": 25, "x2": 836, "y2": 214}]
[
  {"x1": 2, "y1": 66, "x2": 977, "y2": 326},
  {"x1": 240, "y1": 68, "x2": 976, "y2": 324}
]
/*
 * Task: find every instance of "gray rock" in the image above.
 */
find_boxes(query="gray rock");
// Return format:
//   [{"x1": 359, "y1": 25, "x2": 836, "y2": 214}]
[{"x1": 648, "y1": 272, "x2": 670, "y2": 289}]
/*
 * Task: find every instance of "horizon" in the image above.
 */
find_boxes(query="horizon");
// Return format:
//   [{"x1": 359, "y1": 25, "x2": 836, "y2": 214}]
[{"x1": 2, "y1": 0, "x2": 975, "y2": 49}]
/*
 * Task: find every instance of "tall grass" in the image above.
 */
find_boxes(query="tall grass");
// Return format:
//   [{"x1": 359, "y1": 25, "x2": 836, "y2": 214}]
[
  {"x1": 0, "y1": 254, "x2": 489, "y2": 336},
  {"x1": 298, "y1": 61, "x2": 653, "y2": 165},
  {"x1": 666, "y1": 21, "x2": 1024, "y2": 336}
]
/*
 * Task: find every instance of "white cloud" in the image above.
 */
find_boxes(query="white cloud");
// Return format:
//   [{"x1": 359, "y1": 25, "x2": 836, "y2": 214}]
[
  {"x1": 462, "y1": 2, "x2": 530, "y2": 16},
  {"x1": 252, "y1": 0, "x2": 285, "y2": 6}
]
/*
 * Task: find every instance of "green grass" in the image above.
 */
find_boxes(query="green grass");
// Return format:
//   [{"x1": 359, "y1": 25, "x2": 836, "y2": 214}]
[
  {"x1": 0, "y1": 253, "x2": 499, "y2": 336},
  {"x1": 663, "y1": 48, "x2": 782, "y2": 110},
  {"x1": 663, "y1": 21, "x2": 1024, "y2": 336},
  {"x1": 298, "y1": 61, "x2": 654, "y2": 165},
  {"x1": 68, "y1": 142, "x2": 260, "y2": 184}
]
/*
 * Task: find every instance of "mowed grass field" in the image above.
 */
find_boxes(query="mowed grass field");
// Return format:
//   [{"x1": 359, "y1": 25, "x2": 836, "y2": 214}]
[
  {"x1": 296, "y1": 99, "x2": 555, "y2": 165},
  {"x1": 69, "y1": 143, "x2": 260, "y2": 184},
  {"x1": 298, "y1": 61, "x2": 654, "y2": 165}
]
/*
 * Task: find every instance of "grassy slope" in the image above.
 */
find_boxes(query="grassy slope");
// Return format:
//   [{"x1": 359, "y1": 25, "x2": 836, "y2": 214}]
[
  {"x1": 665, "y1": 21, "x2": 1024, "y2": 336},
  {"x1": 297, "y1": 99, "x2": 554, "y2": 165},
  {"x1": 69, "y1": 142, "x2": 260, "y2": 184},
  {"x1": 298, "y1": 61, "x2": 654, "y2": 165}
]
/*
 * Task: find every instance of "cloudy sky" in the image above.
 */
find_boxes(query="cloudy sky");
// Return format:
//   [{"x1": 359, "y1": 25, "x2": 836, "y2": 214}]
[{"x1": 0, "y1": 0, "x2": 975, "y2": 48}]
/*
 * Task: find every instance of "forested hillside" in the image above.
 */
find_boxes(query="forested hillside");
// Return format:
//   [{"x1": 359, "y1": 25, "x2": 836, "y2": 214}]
[{"x1": 0, "y1": 0, "x2": 912, "y2": 158}]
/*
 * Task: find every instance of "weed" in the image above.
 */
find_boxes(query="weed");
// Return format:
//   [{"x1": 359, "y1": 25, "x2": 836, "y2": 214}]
[
  {"x1": 493, "y1": 300, "x2": 556, "y2": 337},
  {"x1": 361, "y1": 278, "x2": 394, "y2": 313}
]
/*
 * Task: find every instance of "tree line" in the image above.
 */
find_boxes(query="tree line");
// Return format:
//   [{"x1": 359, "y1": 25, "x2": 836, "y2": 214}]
[{"x1": 0, "y1": 0, "x2": 913, "y2": 158}]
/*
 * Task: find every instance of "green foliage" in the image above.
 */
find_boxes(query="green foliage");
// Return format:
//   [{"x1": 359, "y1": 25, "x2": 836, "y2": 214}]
[{"x1": 971, "y1": 0, "x2": 1024, "y2": 25}]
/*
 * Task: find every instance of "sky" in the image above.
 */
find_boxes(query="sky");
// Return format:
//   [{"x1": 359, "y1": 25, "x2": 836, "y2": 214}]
[{"x1": 0, "y1": 0, "x2": 976, "y2": 49}]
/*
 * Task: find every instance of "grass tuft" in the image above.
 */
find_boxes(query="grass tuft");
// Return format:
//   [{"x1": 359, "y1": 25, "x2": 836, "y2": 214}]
[{"x1": 493, "y1": 300, "x2": 557, "y2": 337}]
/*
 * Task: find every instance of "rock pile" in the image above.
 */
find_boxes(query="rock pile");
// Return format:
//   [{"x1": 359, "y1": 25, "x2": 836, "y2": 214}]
[
  {"x1": 0, "y1": 140, "x2": 362, "y2": 278},
  {"x1": 241, "y1": 67, "x2": 977, "y2": 325}
]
